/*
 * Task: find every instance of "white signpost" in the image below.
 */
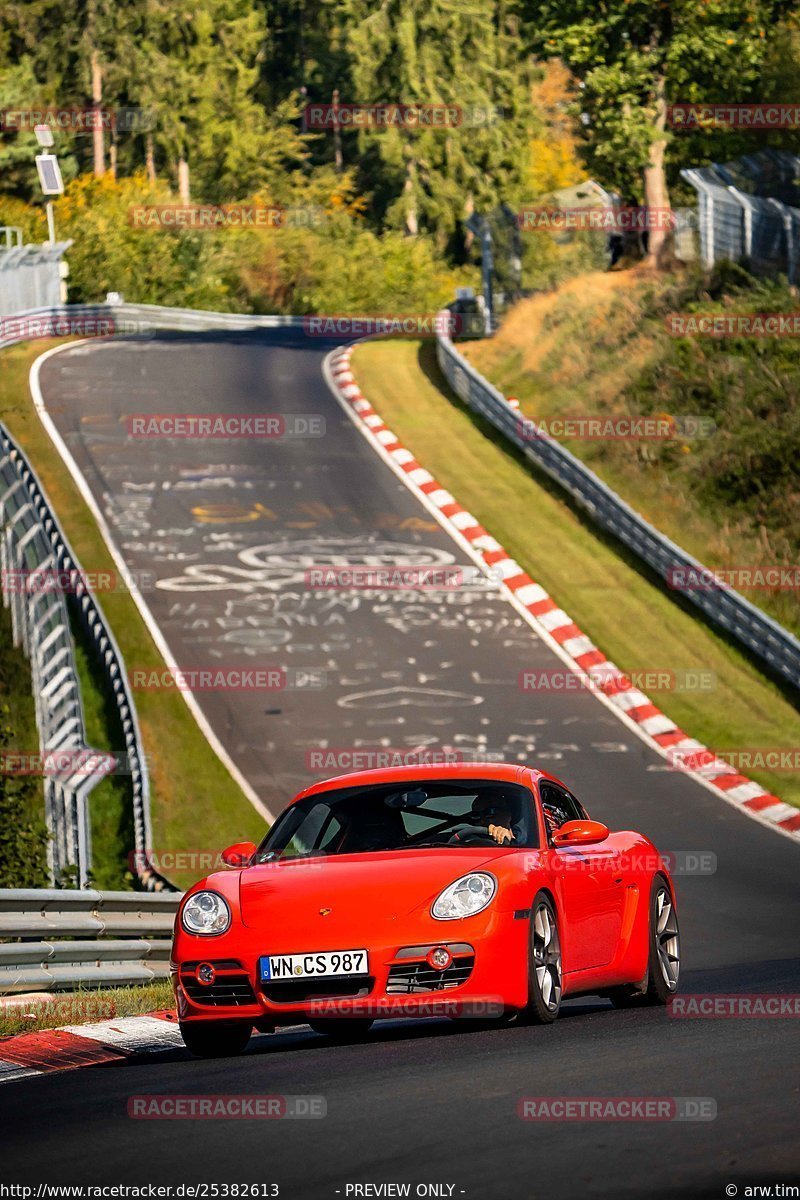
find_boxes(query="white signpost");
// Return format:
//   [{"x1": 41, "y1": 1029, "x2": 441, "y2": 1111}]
[{"x1": 34, "y1": 126, "x2": 64, "y2": 244}]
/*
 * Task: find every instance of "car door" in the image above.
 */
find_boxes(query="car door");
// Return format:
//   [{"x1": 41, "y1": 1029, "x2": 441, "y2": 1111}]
[{"x1": 540, "y1": 782, "x2": 626, "y2": 972}]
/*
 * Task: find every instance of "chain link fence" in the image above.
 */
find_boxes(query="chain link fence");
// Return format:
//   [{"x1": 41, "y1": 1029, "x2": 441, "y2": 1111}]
[{"x1": 681, "y1": 150, "x2": 800, "y2": 280}]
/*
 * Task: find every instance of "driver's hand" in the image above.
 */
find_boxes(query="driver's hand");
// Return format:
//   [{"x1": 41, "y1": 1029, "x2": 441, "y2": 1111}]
[{"x1": 488, "y1": 824, "x2": 513, "y2": 845}]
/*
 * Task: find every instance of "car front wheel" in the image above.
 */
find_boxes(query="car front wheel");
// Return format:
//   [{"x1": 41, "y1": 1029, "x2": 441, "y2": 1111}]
[
  {"x1": 522, "y1": 892, "x2": 563, "y2": 1024},
  {"x1": 179, "y1": 1020, "x2": 252, "y2": 1058}
]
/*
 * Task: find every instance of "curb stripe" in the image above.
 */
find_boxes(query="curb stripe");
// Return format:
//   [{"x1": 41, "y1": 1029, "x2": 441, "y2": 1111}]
[
  {"x1": 0, "y1": 1029, "x2": 127, "y2": 1070},
  {"x1": 0, "y1": 1011, "x2": 179, "y2": 1083}
]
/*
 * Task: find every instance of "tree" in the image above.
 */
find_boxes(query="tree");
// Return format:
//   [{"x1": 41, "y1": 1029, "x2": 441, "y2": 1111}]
[
  {"x1": 131, "y1": 0, "x2": 310, "y2": 203},
  {"x1": 525, "y1": 60, "x2": 586, "y2": 197},
  {"x1": 336, "y1": 0, "x2": 533, "y2": 253},
  {"x1": 0, "y1": 0, "x2": 142, "y2": 179},
  {"x1": 522, "y1": 0, "x2": 788, "y2": 264}
]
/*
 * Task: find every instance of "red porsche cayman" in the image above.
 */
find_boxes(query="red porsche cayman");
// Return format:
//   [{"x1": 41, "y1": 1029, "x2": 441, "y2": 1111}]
[{"x1": 171, "y1": 763, "x2": 681, "y2": 1056}]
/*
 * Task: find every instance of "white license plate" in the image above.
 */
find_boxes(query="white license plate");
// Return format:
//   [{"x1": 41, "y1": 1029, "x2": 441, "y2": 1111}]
[{"x1": 260, "y1": 949, "x2": 369, "y2": 982}]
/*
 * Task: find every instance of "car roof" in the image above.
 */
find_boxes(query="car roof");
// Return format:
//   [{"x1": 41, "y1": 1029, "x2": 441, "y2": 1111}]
[{"x1": 290, "y1": 761, "x2": 569, "y2": 806}]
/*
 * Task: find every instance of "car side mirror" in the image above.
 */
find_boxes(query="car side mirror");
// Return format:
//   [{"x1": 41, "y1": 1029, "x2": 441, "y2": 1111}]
[
  {"x1": 221, "y1": 841, "x2": 257, "y2": 867},
  {"x1": 552, "y1": 820, "x2": 609, "y2": 847}
]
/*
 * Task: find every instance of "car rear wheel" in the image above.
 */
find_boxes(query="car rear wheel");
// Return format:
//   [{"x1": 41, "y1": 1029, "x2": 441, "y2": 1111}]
[
  {"x1": 609, "y1": 873, "x2": 680, "y2": 1008},
  {"x1": 522, "y1": 892, "x2": 563, "y2": 1024},
  {"x1": 179, "y1": 1020, "x2": 252, "y2": 1058},
  {"x1": 307, "y1": 1018, "x2": 374, "y2": 1040}
]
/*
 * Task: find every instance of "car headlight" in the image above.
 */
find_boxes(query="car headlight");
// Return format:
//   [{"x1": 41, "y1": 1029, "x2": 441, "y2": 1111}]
[
  {"x1": 181, "y1": 891, "x2": 231, "y2": 935},
  {"x1": 432, "y1": 872, "x2": 497, "y2": 920}
]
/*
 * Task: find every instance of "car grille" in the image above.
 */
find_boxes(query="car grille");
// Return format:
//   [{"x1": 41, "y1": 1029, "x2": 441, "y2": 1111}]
[
  {"x1": 260, "y1": 977, "x2": 375, "y2": 1004},
  {"x1": 180, "y1": 960, "x2": 257, "y2": 1008},
  {"x1": 386, "y1": 955, "x2": 475, "y2": 994}
]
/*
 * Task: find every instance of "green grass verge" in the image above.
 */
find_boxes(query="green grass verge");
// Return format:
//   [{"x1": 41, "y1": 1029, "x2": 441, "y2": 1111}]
[
  {"x1": 0, "y1": 979, "x2": 174, "y2": 1037},
  {"x1": 70, "y1": 618, "x2": 135, "y2": 890},
  {"x1": 0, "y1": 604, "x2": 49, "y2": 887},
  {"x1": 0, "y1": 340, "x2": 264, "y2": 890},
  {"x1": 352, "y1": 339, "x2": 800, "y2": 810}
]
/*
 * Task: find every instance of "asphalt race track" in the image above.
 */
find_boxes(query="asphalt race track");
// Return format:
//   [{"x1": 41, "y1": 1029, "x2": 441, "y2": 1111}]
[{"x1": 2, "y1": 330, "x2": 797, "y2": 1199}]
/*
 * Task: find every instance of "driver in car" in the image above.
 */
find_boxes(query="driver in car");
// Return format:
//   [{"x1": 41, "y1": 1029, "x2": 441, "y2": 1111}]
[{"x1": 467, "y1": 794, "x2": 522, "y2": 845}]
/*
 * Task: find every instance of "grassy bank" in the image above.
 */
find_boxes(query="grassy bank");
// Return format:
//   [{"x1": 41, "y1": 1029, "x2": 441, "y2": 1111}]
[
  {"x1": 0, "y1": 604, "x2": 49, "y2": 887},
  {"x1": 0, "y1": 340, "x2": 264, "y2": 890},
  {"x1": 0, "y1": 980, "x2": 174, "y2": 1038},
  {"x1": 462, "y1": 264, "x2": 799, "y2": 635},
  {"x1": 352, "y1": 338, "x2": 800, "y2": 809}
]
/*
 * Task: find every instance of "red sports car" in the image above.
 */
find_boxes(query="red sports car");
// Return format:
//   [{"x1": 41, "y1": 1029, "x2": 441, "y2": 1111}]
[{"x1": 171, "y1": 763, "x2": 681, "y2": 1056}]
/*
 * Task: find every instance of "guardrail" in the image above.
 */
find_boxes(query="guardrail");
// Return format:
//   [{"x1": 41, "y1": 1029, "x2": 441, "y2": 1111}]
[
  {"x1": 0, "y1": 425, "x2": 171, "y2": 891},
  {"x1": 0, "y1": 429, "x2": 114, "y2": 888},
  {"x1": 0, "y1": 889, "x2": 180, "y2": 994},
  {"x1": 0, "y1": 302, "x2": 306, "y2": 349},
  {"x1": 436, "y1": 322, "x2": 800, "y2": 692}
]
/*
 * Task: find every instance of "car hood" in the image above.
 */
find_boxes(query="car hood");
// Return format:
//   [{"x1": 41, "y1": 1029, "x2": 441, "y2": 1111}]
[{"x1": 237, "y1": 848, "x2": 504, "y2": 930}]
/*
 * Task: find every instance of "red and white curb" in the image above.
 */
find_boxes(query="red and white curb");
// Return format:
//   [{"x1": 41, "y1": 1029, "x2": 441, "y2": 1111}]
[
  {"x1": 325, "y1": 345, "x2": 800, "y2": 843},
  {"x1": 0, "y1": 1011, "x2": 183, "y2": 1084}
]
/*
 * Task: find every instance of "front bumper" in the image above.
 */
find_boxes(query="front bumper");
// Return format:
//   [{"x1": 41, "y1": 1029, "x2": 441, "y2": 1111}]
[{"x1": 172, "y1": 909, "x2": 528, "y2": 1023}]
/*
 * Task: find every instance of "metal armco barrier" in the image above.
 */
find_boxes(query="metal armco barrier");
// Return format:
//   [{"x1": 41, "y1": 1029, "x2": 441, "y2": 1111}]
[
  {"x1": 436, "y1": 323, "x2": 800, "y2": 692},
  {"x1": 0, "y1": 301, "x2": 306, "y2": 349},
  {"x1": 0, "y1": 426, "x2": 170, "y2": 891},
  {"x1": 0, "y1": 889, "x2": 180, "y2": 993},
  {"x1": 0, "y1": 430, "x2": 114, "y2": 888}
]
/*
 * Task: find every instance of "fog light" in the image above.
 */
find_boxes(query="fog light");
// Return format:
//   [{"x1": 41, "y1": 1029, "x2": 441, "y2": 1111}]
[
  {"x1": 197, "y1": 962, "x2": 216, "y2": 986},
  {"x1": 426, "y1": 946, "x2": 453, "y2": 971}
]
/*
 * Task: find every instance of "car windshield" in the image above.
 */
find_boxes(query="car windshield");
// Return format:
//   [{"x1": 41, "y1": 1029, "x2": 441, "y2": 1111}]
[{"x1": 256, "y1": 780, "x2": 537, "y2": 861}]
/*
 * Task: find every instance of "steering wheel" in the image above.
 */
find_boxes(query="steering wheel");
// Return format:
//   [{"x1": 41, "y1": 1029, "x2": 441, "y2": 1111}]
[{"x1": 446, "y1": 823, "x2": 498, "y2": 846}]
